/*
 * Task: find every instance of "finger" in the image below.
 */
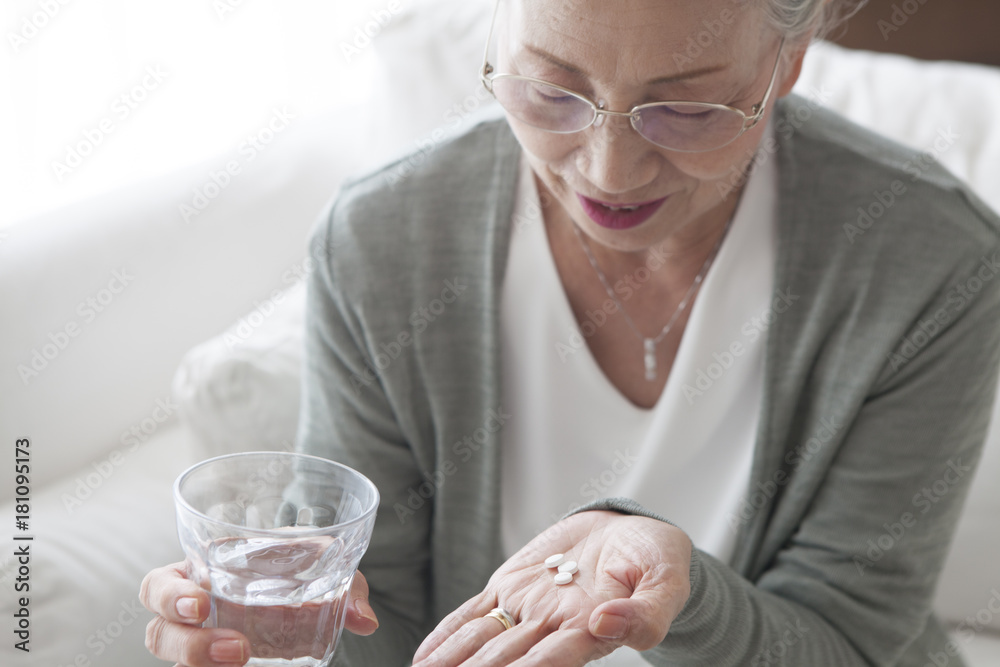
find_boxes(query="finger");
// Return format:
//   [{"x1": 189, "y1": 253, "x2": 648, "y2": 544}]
[
  {"x1": 509, "y1": 627, "x2": 611, "y2": 667},
  {"x1": 343, "y1": 571, "x2": 379, "y2": 636},
  {"x1": 412, "y1": 616, "x2": 508, "y2": 667},
  {"x1": 589, "y1": 562, "x2": 690, "y2": 651},
  {"x1": 145, "y1": 615, "x2": 249, "y2": 667},
  {"x1": 412, "y1": 592, "x2": 496, "y2": 662},
  {"x1": 140, "y1": 562, "x2": 210, "y2": 625},
  {"x1": 462, "y1": 620, "x2": 546, "y2": 667}
]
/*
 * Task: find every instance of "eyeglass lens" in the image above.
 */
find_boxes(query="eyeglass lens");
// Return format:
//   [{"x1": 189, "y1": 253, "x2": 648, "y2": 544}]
[{"x1": 490, "y1": 77, "x2": 748, "y2": 152}]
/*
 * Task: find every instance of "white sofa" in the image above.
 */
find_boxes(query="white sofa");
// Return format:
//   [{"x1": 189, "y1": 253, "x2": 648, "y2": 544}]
[{"x1": 2, "y1": 2, "x2": 999, "y2": 664}]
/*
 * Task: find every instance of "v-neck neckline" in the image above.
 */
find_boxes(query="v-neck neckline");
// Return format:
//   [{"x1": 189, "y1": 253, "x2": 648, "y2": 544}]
[{"x1": 517, "y1": 154, "x2": 706, "y2": 416}]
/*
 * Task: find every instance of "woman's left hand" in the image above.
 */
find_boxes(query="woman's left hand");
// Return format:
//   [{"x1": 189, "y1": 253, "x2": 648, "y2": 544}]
[{"x1": 411, "y1": 510, "x2": 693, "y2": 666}]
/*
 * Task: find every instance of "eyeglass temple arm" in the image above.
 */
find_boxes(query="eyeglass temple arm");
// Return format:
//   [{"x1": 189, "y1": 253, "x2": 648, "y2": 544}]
[
  {"x1": 746, "y1": 37, "x2": 786, "y2": 129},
  {"x1": 481, "y1": 0, "x2": 503, "y2": 85}
]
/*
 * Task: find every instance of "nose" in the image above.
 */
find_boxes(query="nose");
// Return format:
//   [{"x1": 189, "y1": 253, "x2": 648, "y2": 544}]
[{"x1": 577, "y1": 112, "x2": 658, "y2": 196}]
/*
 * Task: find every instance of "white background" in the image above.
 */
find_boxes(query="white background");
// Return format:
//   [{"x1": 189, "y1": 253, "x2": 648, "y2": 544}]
[{"x1": 0, "y1": 0, "x2": 415, "y2": 228}]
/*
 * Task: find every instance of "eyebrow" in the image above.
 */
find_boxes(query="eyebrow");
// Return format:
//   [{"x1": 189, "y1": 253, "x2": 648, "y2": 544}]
[{"x1": 523, "y1": 44, "x2": 727, "y2": 85}]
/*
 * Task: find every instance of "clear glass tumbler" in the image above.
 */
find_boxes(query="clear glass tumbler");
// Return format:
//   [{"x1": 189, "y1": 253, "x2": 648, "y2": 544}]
[{"x1": 174, "y1": 451, "x2": 379, "y2": 666}]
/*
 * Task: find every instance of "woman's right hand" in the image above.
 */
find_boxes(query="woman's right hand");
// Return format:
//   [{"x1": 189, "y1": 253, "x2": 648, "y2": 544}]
[{"x1": 140, "y1": 562, "x2": 379, "y2": 667}]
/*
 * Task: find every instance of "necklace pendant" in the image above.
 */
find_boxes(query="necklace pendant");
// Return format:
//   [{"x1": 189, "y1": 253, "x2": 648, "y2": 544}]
[{"x1": 643, "y1": 339, "x2": 656, "y2": 381}]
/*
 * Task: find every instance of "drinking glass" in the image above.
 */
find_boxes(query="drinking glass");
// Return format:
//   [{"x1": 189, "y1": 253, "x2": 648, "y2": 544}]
[{"x1": 174, "y1": 451, "x2": 379, "y2": 666}]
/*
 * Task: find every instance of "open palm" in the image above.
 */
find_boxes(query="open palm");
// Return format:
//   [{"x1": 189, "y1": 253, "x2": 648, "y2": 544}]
[{"x1": 412, "y1": 510, "x2": 693, "y2": 667}]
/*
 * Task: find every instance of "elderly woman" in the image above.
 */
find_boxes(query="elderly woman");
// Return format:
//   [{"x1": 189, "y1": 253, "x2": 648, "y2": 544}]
[{"x1": 141, "y1": 0, "x2": 1000, "y2": 665}]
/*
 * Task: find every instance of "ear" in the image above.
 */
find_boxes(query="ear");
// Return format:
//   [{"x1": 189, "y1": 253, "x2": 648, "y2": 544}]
[
  {"x1": 777, "y1": 0, "x2": 833, "y2": 99},
  {"x1": 776, "y1": 40, "x2": 810, "y2": 98}
]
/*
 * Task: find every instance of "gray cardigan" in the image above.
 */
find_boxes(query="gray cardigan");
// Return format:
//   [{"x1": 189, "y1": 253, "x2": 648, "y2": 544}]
[{"x1": 296, "y1": 94, "x2": 1000, "y2": 666}]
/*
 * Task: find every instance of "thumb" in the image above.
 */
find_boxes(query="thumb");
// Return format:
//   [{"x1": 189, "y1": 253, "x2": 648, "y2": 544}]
[
  {"x1": 588, "y1": 572, "x2": 689, "y2": 651},
  {"x1": 344, "y1": 570, "x2": 379, "y2": 636}
]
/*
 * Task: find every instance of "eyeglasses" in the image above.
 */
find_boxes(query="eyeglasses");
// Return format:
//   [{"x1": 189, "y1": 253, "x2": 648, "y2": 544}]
[{"x1": 479, "y1": 0, "x2": 785, "y2": 153}]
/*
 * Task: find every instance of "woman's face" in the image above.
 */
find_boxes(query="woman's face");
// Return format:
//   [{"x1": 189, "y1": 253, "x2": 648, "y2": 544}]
[{"x1": 497, "y1": 0, "x2": 806, "y2": 254}]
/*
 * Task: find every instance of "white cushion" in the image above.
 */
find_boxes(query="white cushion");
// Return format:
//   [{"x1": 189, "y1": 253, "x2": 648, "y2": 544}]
[
  {"x1": 795, "y1": 41, "x2": 1000, "y2": 213},
  {"x1": 173, "y1": 281, "x2": 306, "y2": 458}
]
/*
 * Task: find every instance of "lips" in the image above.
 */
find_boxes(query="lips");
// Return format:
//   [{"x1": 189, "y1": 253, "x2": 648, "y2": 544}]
[{"x1": 577, "y1": 194, "x2": 669, "y2": 230}]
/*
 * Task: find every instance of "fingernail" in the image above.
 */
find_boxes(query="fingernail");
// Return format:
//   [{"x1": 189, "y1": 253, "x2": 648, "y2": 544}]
[
  {"x1": 175, "y1": 597, "x2": 199, "y2": 620},
  {"x1": 354, "y1": 598, "x2": 379, "y2": 627},
  {"x1": 593, "y1": 613, "x2": 629, "y2": 639},
  {"x1": 209, "y1": 639, "x2": 245, "y2": 664}
]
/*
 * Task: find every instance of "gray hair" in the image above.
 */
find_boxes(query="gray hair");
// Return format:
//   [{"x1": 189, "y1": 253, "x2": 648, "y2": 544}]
[{"x1": 761, "y1": 0, "x2": 869, "y2": 43}]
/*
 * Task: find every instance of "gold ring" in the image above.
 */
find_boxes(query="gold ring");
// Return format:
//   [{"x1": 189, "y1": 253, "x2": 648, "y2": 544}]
[{"x1": 485, "y1": 607, "x2": 516, "y2": 631}]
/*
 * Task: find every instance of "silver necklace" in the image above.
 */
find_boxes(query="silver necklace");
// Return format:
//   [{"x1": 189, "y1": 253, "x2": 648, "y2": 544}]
[{"x1": 571, "y1": 218, "x2": 733, "y2": 381}]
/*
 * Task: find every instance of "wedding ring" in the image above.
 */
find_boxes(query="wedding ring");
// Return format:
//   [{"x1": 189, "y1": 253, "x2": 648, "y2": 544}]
[{"x1": 485, "y1": 607, "x2": 516, "y2": 631}]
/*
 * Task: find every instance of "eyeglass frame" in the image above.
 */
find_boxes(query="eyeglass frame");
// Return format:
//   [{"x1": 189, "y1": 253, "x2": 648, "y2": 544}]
[{"x1": 479, "y1": 0, "x2": 786, "y2": 153}]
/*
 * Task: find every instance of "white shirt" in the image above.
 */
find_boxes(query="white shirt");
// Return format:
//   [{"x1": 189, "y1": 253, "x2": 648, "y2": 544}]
[{"x1": 499, "y1": 138, "x2": 777, "y2": 664}]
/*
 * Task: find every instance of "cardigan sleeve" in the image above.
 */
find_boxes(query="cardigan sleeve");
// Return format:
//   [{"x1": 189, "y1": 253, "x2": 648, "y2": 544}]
[
  {"x1": 572, "y1": 244, "x2": 1000, "y2": 666},
  {"x1": 293, "y1": 202, "x2": 429, "y2": 667}
]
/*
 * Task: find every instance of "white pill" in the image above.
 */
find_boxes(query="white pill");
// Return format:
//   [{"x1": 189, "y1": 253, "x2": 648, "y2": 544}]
[
  {"x1": 544, "y1": 554, "x2": 565, "y2": 569},
  {"x1": 558, "y1": 560, "x2": 578, "y2": 575},
  {"x1": 554, "y1": 572, "x2": 573, "y2": 585}
]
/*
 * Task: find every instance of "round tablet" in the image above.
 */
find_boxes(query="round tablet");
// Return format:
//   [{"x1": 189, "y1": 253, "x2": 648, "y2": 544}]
[
  {"x1": 557, "y1": 560, "x2": 578, "y2": 575},
  {"x1": 544, "y1": 554, "x2": 565, "y2": 569},
  {"x1": 554, "y1": 572, "x2": 573, "y2": 585}
]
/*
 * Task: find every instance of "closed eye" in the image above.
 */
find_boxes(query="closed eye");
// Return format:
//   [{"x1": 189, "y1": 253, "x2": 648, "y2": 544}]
[
  {"x1": 642, "y1": 103, "x2": 722, "y2": 122},
  {"x1": 527, "y1": 82, "x2": 579, "y2": 104}
]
